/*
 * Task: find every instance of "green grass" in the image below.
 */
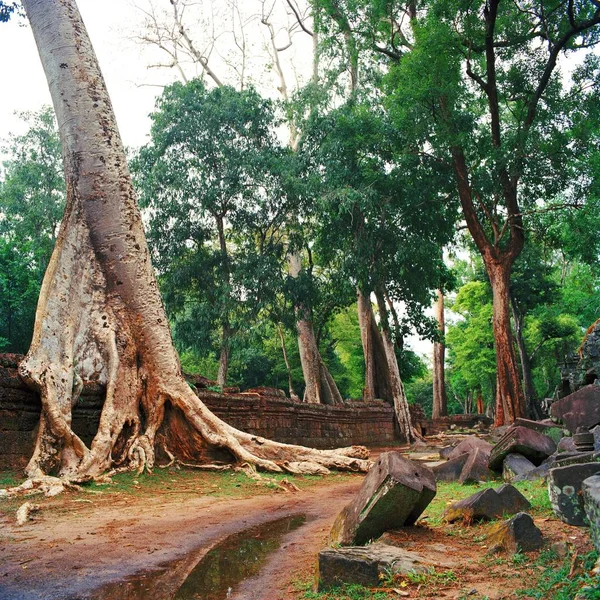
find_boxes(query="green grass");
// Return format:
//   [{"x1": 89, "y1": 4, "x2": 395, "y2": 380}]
[
  {"x1": 0, "y1": 470, "x2": 21, "y2": 488},
  {"x1": 515, "y1": 549, "x2": 600, "y2": 599},
  {"x1": 420, "y1": 477, "x2": 553, "y2": 526},
  {"x1": 294, "y1": 579, "x2": 395, "y2": 599}
]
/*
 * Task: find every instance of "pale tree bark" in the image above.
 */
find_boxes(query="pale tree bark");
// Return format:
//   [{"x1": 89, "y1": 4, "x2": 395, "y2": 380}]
[
  {"x1": 287, "y1": 254, "x2": 343, "y2": 405},
  {"x1": 17, "y1": 0, "x2": 369, "y2": 484},
  {"x1": 356, "y1": 289, "x2": 417, "y2": 443},
  {"x1": 432, "y1": 289, "x2": 448, "y2": 419}
]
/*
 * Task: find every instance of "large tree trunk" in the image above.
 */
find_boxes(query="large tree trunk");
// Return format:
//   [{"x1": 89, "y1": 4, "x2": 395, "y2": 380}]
[
  {"x1": 287, "y1": 253, "x2": 343, "y2": 405},
  {"x1": 18, "y1": 0, "x2": 368, "y2": 482},
  {"x1": 432, "y1": 289, "x2": 448, "y2": 419},
  {"x1": 215, "y1": 214, "x2": 231, "y2": 387},
  {"x1": 488, "y1": 262, "x2": 527, "y2": 426}
]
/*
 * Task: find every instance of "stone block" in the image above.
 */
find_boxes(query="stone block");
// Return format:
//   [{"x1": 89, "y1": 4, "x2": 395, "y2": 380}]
[
  {"x1": 317, "y1": 543, "x2": 438, "y2": 591},
  {"x1": 432, "y1": 453, "x2": 469, "y2": 482},
  {"x1": 439, "y1": 445, "x2": 455, "y2": 460},
  {"x1": 550, "y1": 385, "x2": 600, "y2": 433},
  {"x1": 548, "y1": 462, "x2": 600, "y2": 526},
  {"x1": 330, "y1": 452, "x2": 436, "y2": 546},
  {"x1": 583, "y1": 475, "x2": 600, "y2": 552},
  {"x1": 486, "y1": 512, "x2": 543, "y2": 554},
  {"x1": 488, "y1": 426, "x2": 556, "y2": 470},
  {"x1": 447, "y1": 436, "x2": 492, "y2": 461},
  {"x1": 557, "y1": 437, "x2": 577, "y2": 453},
  {"x1": 503, "y1": 453, "x2": 536, "y2": 482},
  {"x1": 513, "y1": 418, "x2": 564, "y2": 443},
  {"x1": 444, "y1": 484, "x2": 530, "y2": 523},
  {"x1": 459, "y1": 448, "x2": 495, "y2": 483}
]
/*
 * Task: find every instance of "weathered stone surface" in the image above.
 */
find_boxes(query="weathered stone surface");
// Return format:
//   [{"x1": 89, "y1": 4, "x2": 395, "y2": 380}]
[
  {"x1": 583, "y1": 475, "x2": 600, "y2": 552},
  {"x1": 444, "y1": 484, "x2": 530, "y2": 523},
  {"x1": 432, "y1": 453, "x2": 469, "y2": 482},
  {"x1": 439, "y1": 445, "x2": 456, "y2": 460},
  {"x1": 489, "y1": 426, "x2": 557, "y2": 470},
  {"x1": 555, "y1": 451, "x2": 600, "y2": 468},
  {"x1": 447, "y1": 436, "x2": 493, "y2": 461},
  {"x1": 503, "y1": 453, "x2": 536, "y2": 482},
  {"x1": 548, "y1": 462, "x2": 600, "y2": 526},
  {"x1": 513, "y1": 419, "x2": 564, "y2": 443},
  {"x1": 550, "y1": 385, "x2": 600, "y2": 433},
  {"x1": 486, "y1": 512, "x2": 544, "y2": 554},
  {"x1": 592, "y1": 425, "x2": 600, "y2": 452},
  {"x1": 317, "y1": 543, "x2": 439, "y2": 591},
  {"x1": 330, "y1": 452, "x2": 436, "y2": 546},
  {"x1": 557, "y1": 437, "x2": 577, "y2": 453},
  {"x1": 459, "y1": 448, "x2": 494, "y2": 483}
]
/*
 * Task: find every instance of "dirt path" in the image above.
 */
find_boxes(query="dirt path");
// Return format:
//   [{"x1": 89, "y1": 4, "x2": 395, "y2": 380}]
[{"x1": 0, "y1": 476, "x2": 363, "y2": 600}]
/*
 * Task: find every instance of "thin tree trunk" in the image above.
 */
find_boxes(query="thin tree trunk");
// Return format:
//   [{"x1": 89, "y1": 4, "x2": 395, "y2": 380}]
[
  {"x1": 215, "y1": 214, "x2": 231, "y2": 387},
  {"x1": 287, "y1": 253, "x2": 342, "y2": 405},
  {"x1": 17, "y1": 0, "x2": 369, "y2": 484},
  {"x1": 476, "y1": 388, "x2": 484, "y2": 415},
  {"x1": 432, "y1": 289, "x2": 447, "y2": 419},
  {"x1": 510, "y1": 297, "x2": 542, "y2": 419},
  {"x1": 277, "y1": 324, "x2": 299, "y2": 401},
  {"x1": 374, "y1": 287, "x2": 415, "y2": 443},
  {"x1": 357, "y1": 289, "x2": 375, "y2": 401}
]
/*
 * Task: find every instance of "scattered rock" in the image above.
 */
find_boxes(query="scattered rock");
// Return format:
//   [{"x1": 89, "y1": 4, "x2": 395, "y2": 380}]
[
  {"x1": 439, "y1": 445, "x2": 456, "y2": 460},
  {"x1": 486, "y1": 512, "x2": 543, "y2": 554},
  {"x1": 330, "y1": 452, "x2": 436, "y2": 546},
  {"x1": 557, "y1": 437, "x2": 577, "y2": 453},
  {"x1": 317, "y1": 543, "x2": 440, "y2": 591},
  {"x1": 432, "y1": 453, "x2": 469, "y2": 482},
  {"x1": 548, "y1": 462, "x2": 600, "y2": 526},
  {"x1": 583, "y1": 474, "x2": 600, "y2": 551},
  {"x1": 447, "y1": 436, "x2": 493, "y2": 461},
  {"x1": 410, "y1": 440, "x2": 429, "y2": 452},
  {"x1": 550, "y1": 385, "x2": 600, "y2": 433},
  {"x1": 550, "y1": 541, "x2": 570, "y2": 559},
  {"x1": 488, "y1": 426, "x2": 557, "y2": 470},
  {"x1": 459, "y1": 448, "x2": 495, "y2": 484},
  {"x1": 444, "y1": 484, "x2": 530, "y2": 523},
  {"x1": 502, "y1": 453, "x2": 536, "y2": 482}
]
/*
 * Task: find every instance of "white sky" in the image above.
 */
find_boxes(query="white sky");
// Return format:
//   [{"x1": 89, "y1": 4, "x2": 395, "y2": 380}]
[{"x1": 0, "y1": 1, "x2": 172, "y2": 151}]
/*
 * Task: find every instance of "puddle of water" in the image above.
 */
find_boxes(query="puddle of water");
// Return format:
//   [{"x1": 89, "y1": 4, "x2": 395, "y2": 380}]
[
  {"x1": 85, "y1": 514, "x2": 306, "y2": 600},
  {"x1": 174, "y1": 514, "x2": 306, "y2": 600}
]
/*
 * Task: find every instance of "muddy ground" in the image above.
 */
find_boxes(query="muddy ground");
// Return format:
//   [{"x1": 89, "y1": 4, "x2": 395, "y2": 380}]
[{"x1": 0, "y1": 442, "x2": 596, "y2": 600}]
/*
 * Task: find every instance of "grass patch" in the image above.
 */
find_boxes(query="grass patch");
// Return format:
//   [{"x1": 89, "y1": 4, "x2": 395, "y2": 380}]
[
  {"x1": 0, "y1": 469, "x2": 21, "y2": 488},
  {"x1": 515, "y1": 549, "x2": 600, "y2": 599},
  {"x1": 294, "y1": 578, "x2": 395, "y2": 599}
]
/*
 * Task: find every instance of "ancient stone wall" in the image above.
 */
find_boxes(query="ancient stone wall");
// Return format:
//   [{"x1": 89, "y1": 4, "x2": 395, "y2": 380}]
[{"x1": 0, "y1": 356, "x2": 397, "y2": 469}]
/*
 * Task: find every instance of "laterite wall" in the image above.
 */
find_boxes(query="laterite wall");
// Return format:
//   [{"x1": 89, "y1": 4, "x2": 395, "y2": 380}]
[{"x1": 0, "y1": 355, "x2": 397, "y2": 469}]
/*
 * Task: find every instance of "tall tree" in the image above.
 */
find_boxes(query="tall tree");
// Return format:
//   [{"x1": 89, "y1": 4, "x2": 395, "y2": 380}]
[
  {"x1": 383, "y1": 0, "x2": 600, "y2": 424},
  {"x1": 133, "y1": 80, "x2": 291, "y2": 387},
  {"x1": 16, "y1": 0, "x2": 368, "y2": 483}
]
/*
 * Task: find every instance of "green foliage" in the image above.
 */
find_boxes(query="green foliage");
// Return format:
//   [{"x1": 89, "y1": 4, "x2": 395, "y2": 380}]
[
  {"x1": 132, "y1": 81, "x2": 294, "y2": 380},
  {"x1": 0, "y1": 107, "x2": 65, "y2": 352}
]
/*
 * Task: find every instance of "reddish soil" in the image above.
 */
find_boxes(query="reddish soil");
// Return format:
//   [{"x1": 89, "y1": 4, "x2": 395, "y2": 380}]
[{"x1": 0, "y1": 443, "x2": 596, "y2": 600}]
